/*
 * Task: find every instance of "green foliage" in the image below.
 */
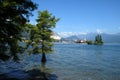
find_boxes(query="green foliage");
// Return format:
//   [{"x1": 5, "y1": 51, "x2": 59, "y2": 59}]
[
  {"x1": 86, "y1": 35, "x2": 103, "y2": 45},
  {"x1": 94, "y1": 35, "x2": 103, "y2": 45},
  {"x1": 86, "y1": 40, "x2": 94, "y2": 45},
  {"x1": 0, "y1": 0, "x2": 37, "y2": 61},
  {"x1": 26, "y1": 10, "x2": 59, "y2": 56}
]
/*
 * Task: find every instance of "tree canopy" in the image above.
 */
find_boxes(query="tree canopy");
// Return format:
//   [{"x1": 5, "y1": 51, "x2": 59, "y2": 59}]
[
  {"x1": 26, "y1": 10, "x2": 59, "y2": 63},
  {"x1": 0, "y1": 0, "x2": 37, "y2": 61},
  {"x1": 94, "y1": 35, "x2": 103, "y2": 45}
]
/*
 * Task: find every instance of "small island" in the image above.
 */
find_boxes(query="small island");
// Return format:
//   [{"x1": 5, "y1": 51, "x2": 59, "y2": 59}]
[{"x1": 86, "y1": 34, "x2": 103, "y2": 45}]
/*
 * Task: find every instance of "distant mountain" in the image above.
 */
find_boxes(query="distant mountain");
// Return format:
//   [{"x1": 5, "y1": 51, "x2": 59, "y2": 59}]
[
  {"x1": 64, "y1": 35, "x2": 79, "y2": 40},
  {"x1": 101, "y1": 33, "x2": 120, "y2": 43},
  {"x1": 63, "y1": 33, "x2": 120, "y2": 43},
  {"x1": 51, "y1": 32, "x2": 61, "y2": 40}
]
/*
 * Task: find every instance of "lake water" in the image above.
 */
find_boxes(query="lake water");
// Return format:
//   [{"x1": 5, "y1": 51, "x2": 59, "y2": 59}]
[{"x1": 0, "y1": 43, "x2": 120, "y2": 80}]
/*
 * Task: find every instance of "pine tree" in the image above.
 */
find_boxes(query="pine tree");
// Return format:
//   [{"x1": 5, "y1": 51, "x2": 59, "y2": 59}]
[
  {"x1": 27, "y1": 10, "x2": 59, "y2": 63},
  {"x1": 94, "y1": 35, "x2": 103, "y2": 45}
]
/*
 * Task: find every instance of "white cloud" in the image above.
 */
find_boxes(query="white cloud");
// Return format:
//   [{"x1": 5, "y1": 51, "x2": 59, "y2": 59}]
[
  {"x1": 96, "y1": 29, "x2": 103, "y2": 34},
  {"x1": 58, "y1": 32, "x2": 88, "y2": 38}
]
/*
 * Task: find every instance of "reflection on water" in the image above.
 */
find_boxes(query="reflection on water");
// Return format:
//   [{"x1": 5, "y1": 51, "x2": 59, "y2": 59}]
[
  {"x1": 0, "y1": 43, "x2": 120, "y2": 80},
  {"x1": 0, "y1": 60, "x2": 58, "y2": 80}
]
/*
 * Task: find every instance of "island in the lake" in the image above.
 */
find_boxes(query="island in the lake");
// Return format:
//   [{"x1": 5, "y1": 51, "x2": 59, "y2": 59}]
[{"x1": 86, "y1": 35, "x2": 103, "y2": 45}]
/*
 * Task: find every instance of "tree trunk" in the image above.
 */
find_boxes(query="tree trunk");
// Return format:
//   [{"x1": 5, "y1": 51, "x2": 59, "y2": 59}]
[
  {"x1": 41, "y1": 40, "x2": 46, "y2": 63},
  {"x1": 41, "y1": 52, "x2": 46, "y2": 63}
]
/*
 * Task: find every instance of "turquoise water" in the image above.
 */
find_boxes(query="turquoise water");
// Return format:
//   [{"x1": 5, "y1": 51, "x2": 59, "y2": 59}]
[{"x1": 0, "y1": 43, "x2": 120, "y2": 80}]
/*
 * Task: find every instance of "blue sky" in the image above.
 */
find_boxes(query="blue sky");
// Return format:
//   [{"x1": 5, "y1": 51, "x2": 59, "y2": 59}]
[{"x1": 30, "y1": 0, "x2": 120, "y2": 35}]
